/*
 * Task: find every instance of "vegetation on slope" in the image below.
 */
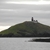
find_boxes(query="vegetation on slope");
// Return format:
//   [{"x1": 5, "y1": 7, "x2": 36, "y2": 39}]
[{"x1": 0, "y1": 21, "x2": 50, "y2": 37}]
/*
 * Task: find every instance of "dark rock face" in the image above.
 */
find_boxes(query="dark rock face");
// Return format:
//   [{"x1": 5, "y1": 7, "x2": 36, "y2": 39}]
[{"x1": 29, "y1": 39, "x2": 50, "y2": 42}]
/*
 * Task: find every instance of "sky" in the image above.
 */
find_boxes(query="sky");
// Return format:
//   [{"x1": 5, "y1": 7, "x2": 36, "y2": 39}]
[{"x1": 0, "y1": 0, "x2": 50, "y2": 31}]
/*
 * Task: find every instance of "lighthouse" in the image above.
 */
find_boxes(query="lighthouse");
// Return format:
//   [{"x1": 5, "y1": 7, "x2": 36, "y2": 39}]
[
  {"x1": 31, "y1": 17, "x2": 34, "y2": 21},
  {"x1": 31, "y1": 17, "x2": 38, "y2": 23}
]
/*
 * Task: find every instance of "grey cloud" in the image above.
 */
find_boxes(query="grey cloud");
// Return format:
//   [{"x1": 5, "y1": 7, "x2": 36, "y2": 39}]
[
  {"x1": 0, "y1": 4, "x2": 50, "y2": 10},
  {"x1": 0, "y1": 2, "x2": 50, "y2": 26},
  {"x1": 0, "y1": 9, "x2": 50, "y2": 26}
]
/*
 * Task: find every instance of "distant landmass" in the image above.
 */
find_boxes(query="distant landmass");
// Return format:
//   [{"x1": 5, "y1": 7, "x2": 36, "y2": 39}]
[{"x1": 0, "y1": 17, "x2": 50, "y2": 37}]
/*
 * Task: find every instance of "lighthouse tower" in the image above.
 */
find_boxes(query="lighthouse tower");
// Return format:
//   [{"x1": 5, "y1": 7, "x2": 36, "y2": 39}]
[
  {"x1": 31, "y1": 17, "x2": 38, "y2": 23},
  {"x1": 31, "y1": 17, "x2": 34, "y2": 21}
]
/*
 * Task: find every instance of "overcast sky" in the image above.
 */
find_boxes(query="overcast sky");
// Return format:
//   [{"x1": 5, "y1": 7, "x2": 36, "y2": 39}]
[{"x1": 0, "y1": 0, "x2": 50, "y2": 31}]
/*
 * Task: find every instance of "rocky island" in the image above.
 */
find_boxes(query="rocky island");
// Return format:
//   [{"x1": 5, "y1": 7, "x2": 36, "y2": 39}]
[{"x1": 0, "y1": 17, "x2": 50, "y2": 37}]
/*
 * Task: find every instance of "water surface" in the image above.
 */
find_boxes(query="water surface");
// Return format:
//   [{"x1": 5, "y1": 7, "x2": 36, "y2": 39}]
[{"x1": 0, "y1": 38, "x2": 50, "y2": 50}]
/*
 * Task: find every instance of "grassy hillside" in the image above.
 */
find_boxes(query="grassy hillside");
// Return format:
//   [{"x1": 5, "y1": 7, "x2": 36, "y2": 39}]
[{"x1": 0, "y1": 21, "x2": 50, "y2": 37}]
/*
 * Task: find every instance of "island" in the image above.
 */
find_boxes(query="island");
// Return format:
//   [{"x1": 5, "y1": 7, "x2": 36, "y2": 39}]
[{"x1": 0, "y1": 17, "x2": 50, "y2": 37}]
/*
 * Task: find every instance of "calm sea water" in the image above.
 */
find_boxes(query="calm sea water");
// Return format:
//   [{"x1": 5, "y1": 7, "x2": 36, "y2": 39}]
[{"x1": 0, "y1": 38, "x2": 50, "y2": 50}]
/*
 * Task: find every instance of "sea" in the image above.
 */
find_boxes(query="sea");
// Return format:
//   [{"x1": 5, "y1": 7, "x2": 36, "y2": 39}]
[{"x1": 0, "y1": 38, "x2": 50, "y2": 50}]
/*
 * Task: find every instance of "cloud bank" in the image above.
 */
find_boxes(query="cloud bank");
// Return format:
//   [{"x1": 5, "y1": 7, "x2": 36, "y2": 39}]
[{"x1": 0, "y1": 0, "x2": 50, "y2": 31}]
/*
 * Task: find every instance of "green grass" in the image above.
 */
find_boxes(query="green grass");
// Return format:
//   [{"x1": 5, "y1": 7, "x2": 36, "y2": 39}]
[{"x1": 0, "y1": 21, "x2": 50, "y2": 37}]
